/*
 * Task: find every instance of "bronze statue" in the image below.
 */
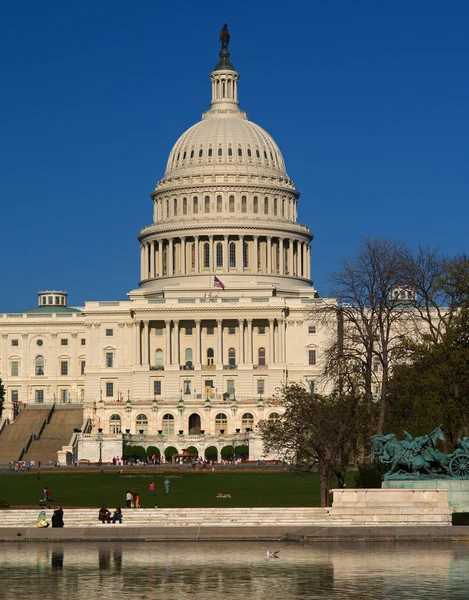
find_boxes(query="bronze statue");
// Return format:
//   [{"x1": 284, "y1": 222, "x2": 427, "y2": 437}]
[{"x1": 220, "y1": 24, "x2": 230, "y2": 49}]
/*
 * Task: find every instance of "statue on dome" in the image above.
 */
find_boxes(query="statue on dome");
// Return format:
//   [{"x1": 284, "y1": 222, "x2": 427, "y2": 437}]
[{"x1": 220, "y1": 24, "x2": 230, "y2": 49}]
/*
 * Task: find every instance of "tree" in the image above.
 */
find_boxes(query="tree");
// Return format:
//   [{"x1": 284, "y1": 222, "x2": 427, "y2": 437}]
[
  {"x1": 259, "y1": 383, "x2": 372, "y2": 507},
  {"x1": 312, "y1": 237, "x2": 411, "y2": 434},
  {"x1": 0, "y1": 378, "x2": 4, "y2": 419}
]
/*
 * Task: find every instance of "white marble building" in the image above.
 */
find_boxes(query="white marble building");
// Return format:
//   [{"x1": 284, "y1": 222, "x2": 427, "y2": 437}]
[{"x1": 0, "y1": 39, "x2": 332, "y2": 462}]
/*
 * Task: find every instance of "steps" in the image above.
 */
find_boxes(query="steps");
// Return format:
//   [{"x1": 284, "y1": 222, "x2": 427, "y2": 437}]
[
  {"x1": 0, "y1": 507, "x2": 341, "y2": 528},
  {"x1": 25, "y1": 407, "x2": 83, "y2": 464},
  {"x1": 0, "y1": 407, "x2": 51, "y2": 464}
]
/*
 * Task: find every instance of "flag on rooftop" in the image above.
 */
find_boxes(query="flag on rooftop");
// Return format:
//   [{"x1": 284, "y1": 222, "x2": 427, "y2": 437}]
[{"x1": 213, "y1": 276, "x2": 225, "y2": 289}]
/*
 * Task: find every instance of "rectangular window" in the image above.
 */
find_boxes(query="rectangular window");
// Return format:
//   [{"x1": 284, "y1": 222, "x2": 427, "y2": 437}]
[
  {"x1": 184, "y1": 380, "x2": 192, "y2": 395},
  {"x1": 106, "y1": 382, "x2": 114, "y2": 397},
  {"x1": 106, "y1": 329, "x2": 114, "y2": 337},
  {"x1": 60, "y1": 389, "x2": 69, "y2": 403},
  {"x1": 154, "y1": 380, "x2": 162, "y2": 396},
  {"x1": 207, "y1": 327, "x2": 214, "y2": 335},
  {"x1": 373, "y1": 360, "x2": 380, "y2": 372},
  {"x1": 106, "y1": 352, "x2": 114, "y2": 368},
  {"x1": 11, "y1": 390, "x2": 18, "y2": 402},
  {"x1": 61, "y1": 339, "x2": 68, "y2": 346},
  {"x1": 308, "y1": 380, "x2": 315, "y2": 394},
  {"x1": 11, "y1": 362, "x2": 19, "y2": 376},
  {"x1": 11, "y1": 339, "x2": 19, "y2": 346},
  {"x1": 257, "y1": 379, "x2": 265, "y2": 395},
  {"x1": 227, "y1": 379, "x2": 235, "y2": 394},
  {"x1": 258, "y1": 327, "x2": 265, "y2": 334},
  {"x1": 185, "y1": 327, "x2": 193, "y2": 335},
  {"x1": 308, "y1": 350, "x2": 317, "y2": 365},
  {"x1": 155, "y1": 328, "x2": 163, "y2": 335},
  {"x1": 80, "y1": 360, "x2": 86, "y2": 375},
  {"x1": 79, "y1": 388, "x2": 85, "y2": 401},
  {"x1": 228, "y1": 327, "x2": 236, "y2": 335},
  {"x1": 205, "y1": 380, "x2": 214, "y2": 393},
  {"x1": 308, "y1": 326, "x2": 316, "y2": 334},
  {"x1": 81, "y1": 338, "x2": 86, "y2": 346},
  {"x1": 60, "y1": 361, "x2": 69, "y2": 376},
  {"x1": 35, "y1": 389, "x2": 44, "y2": 403}
]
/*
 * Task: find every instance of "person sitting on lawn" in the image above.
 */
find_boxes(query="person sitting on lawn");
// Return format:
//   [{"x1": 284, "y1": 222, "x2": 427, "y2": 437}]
[
  {"x1": 111, "y1": 507, "x2": 123, "y2": 524},
  {"x1": 37, "y1": 509, "x2": 49, "y2": 528},
  {"x1": 98, "y1": 505, "x2": 111, "y2": 523}
]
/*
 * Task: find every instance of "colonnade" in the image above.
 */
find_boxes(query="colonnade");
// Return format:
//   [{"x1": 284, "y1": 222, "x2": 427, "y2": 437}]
[
  {"x1": 133, "y1": 318, "x2": 285, "y2": 367},
  {"x1": 140, "y1": 235, "x2": 311, "y2": 281}
]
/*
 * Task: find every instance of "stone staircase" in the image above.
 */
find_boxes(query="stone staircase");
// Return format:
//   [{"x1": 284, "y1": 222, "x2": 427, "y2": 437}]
[
  {"x1": 0, "y1": 507, "x2": 341, "y2": 528},
  {"x1": 25, "y1": 407, "x2": 83, "y2": 464},
  {"x1": 0, "y1": 406, "x2": 52, "y2": 464}
]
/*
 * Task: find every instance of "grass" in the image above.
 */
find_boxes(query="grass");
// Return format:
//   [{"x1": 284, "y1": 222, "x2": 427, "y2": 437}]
[{"x1": 0, "y1": 471, "x2": 355, "y2": 509}]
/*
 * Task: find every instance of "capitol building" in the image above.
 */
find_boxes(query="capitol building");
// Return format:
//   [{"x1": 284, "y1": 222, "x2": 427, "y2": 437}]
[{"x1": 0, "y1": 33, "x2": 331, "y2": 463}]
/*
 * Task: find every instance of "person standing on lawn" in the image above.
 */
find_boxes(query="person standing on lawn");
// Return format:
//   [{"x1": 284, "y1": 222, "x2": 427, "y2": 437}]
[
  {"x1": 125, "y1": 491, "x2": 132, "y2": 508},
  {"x1": 164, "y1": 478, "x2": 170, "y2": 494},
  {"x1": 149, "y1": 481, "x2": 155, "y2": 496}
]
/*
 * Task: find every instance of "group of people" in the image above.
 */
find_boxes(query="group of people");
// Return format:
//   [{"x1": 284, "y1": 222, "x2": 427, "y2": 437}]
[
  {"x1": 98, "y1": 506, "x2": 123, "y2": 524},
  {"x1": 36, "y1": 505, "x2": 64, "y2": 528},
  {"x1": 125, "y1": 491, "x2": 141, "y2": 508}
]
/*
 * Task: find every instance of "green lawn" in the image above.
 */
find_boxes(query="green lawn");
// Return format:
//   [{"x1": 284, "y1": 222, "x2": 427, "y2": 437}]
[{"x1": 0, "y1": 471, "x2": 354, "y2": 508}]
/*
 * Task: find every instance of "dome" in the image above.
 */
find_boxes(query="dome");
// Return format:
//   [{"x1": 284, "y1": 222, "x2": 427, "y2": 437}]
[{"x1": 165, "y1": 117, "x2": 289, "y2": 180}]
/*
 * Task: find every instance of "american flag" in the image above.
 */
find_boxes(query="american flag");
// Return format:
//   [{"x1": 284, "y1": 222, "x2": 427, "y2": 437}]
[{"x1": 213, "y1": 276, "x2": 225, "y2": 289}]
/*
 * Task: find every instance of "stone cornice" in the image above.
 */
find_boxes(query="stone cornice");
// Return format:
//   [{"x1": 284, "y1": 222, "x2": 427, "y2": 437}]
[{"x1": 139, "y1": 223, "x2": 312, "y2": 242}]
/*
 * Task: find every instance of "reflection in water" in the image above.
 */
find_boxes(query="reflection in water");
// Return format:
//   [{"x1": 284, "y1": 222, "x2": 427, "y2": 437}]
[{"x1": 1, "y1": 541, "x2": 469, "y2": 599}]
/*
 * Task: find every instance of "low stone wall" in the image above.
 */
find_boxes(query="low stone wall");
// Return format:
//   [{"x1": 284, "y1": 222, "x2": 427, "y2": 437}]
[
  {"x1": 383, "y1": 479, "x2": 469, "y2": 513},
  {"x1": 330, "y1": 488, "x2": 452, "y2": 526}
]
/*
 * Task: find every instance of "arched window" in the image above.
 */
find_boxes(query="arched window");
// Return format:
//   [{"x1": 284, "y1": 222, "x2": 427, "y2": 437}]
[
  {"x1": 207, "y1": 348, "x2": 214, "y2": 366},
  {"x1": 136, "y1": 414, "x2": 148, "y2": 434},
  {"x1": 166, "y1": 199, "x2": 169, "y2": 216},
  {"x1": 173, "y1": 198, "x2": 178, "y2": 215},
  {"x1": 190, "y1": 149, "x2": 194, "y2": 158},
  {"x1": 264, "y1": 151, "x2": 268, "y2": 159},
  {"x1": 217, "y1": 195, "x2": 222, "y2": 212},
  {"x1": 183, "y1": 197, "x2": 187, "y2": 214},
  {"x1": 208, "y1": 148, "x2": 213, "y2": 157},
  {"x1": 216, "y1": 243, "x2": 223, "y2": 268},
  {"x1": 229, "y1": 242, "x2": 236, "y2": 268},
  {"x1": 185, "y1": 348, "x2": 193, "y2": 366},
  {"x1": 204, "y1": 195, "x2": 210, "y2": 213},
  {"x1": 243, "y1": 242, "x2": 249, "y2": 268},
  {"x1": 162, "y1": 413, "x2": 175, "y2": 435},
  {"x1": 253, "y1": 196, "x2": 258, "y2": 213},
  {"x1": 203, "y1": 242, "x2": 210, "y2": 268},
  {"x1": 193, "y1": 196, "x2": 198, "y2": 214},
  {"x1": 198, "y1": 148, "x2": 203, "y2": 157},
  {"x1": 183, "y1": 151, "x2": 186, "y2": 159},
  {"x1": 228, "y1": 147, "x2": 233, "y2": 157},
  {"x1": 268, "y1": 412, "x2": 280, "y2": 422},
  {"x1": 258, "y1": 347, "x2": 266, "y2": 366},
  {"x1": 241, "y1": 196, "x2": 247, "y2": 213},
  {"x1": 215, "y1": 413, "x2": 228, "y2": 434},
  {"x1": 191, "y1": 242, "x2": 195, "y2": 269},
  {"x1": 256, "y1": 149, "x2": 260, "y2": 158},
  {"x1": 155, "y1": 349, "x2": 163, "y2": 367},
  {"x1": 264, "y1": 197, "x2": 269, "y2": 214},
  {"x1": 281, "y1": 198, "x2": 285, "y2": 217},
  {"x1": 229, "y1": 195, "x2": 235, "y2": 213},
  {"x1": 273, "y1": 198, "x2": 277, "y2": 215},
  {"x1": 228, "y1": 348, "x2": 236, "y2": 366},
  {"x1": 218, "y1": 147, "x2": 222, "y2": 157},
  {"x1": 35, "y1": 355, "x2": 44, "y2": 376},
  {"x1": 238, "y1": 147, "x2": 242, "y2": 157},
  {"x1": 242, "y1": 412, "x2": 254, "y2": 430},
  {"x1": 110, "y1": 414, "x2": 122, "y2": 434},
  {"x1": 247, "y1": 148, "x2": 252, "y2": 157}
]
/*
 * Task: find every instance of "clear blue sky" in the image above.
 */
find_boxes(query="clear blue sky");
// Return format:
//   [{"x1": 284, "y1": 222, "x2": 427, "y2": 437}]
[{"x1": 1, "y1": 1, "x2": 468, "y2": 311}]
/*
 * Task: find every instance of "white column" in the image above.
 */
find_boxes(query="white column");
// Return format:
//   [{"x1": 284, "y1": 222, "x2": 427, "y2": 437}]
[
  {"x1": 165, "y1": 320, "x2": 171, "y2": 365},
  {"x1": 158, "y1": 241, "x2": 163, "y2": 277},
  {"x1": 246, "y1": 319, "x2": 253, "y2": 364},
  {"x1": 288, "y1": 239, "x2": 293, "y2": 275},
  {"x1": 279, "y1": 238, "x2": 285, "y2": 275},
  {"x1": 267, "y1": 237, "x2": 272, "y2": 274},
  {"x1": 238, "y1": 319, "x2": 244, "y2": 364},
  {"x1": 236, "y1": 236, "x2": 242, "y2": 271},
  {"x1": 278, "y1": 319, "x2": 284, "y2": 363},
  {"x1": 149, "y1": 242, "x2": 155, "y2": 278},
  {"x1": 144, "y1": 244, "x2": 149, "y2": 279},
  {"x1": 173, "y1": 320, "x2": 179, "y2": 366},
  {"x1": 269, "y1": 319, "x2": 275, "y2": 364},
  {"x1": 168, "y1": 239, "x2": 174, "y2": 275},
  {"x1": 253, "y1": 236, "x2": 259, "y2": 274},
  {"x1": 134, "y1": 321, "x2": 141, "y2": 366},
  {"x1": 239, "y1": 235, "x2": 244, "y2": 272},
  {"x1": 143, "y1": 320, "x2": 149, "y2": 366},
  {"x1": 140, "y1": 245, "x2": 145, "y2": 280},
  {"x1": 217, "y1": 319, "x2": 223, "y2": 365},
  {"x1": 195, "y1": 320, "x2": 201, "y2": 365},
  {"x1": 181, "y1": 237, "x2": 186, "y2": 274},
  {"x1": 223, "y1": 235, "x2": 229, "y2": 271},
  {"x1": 307, "y1": 245, "x2": 311, "y2": 279}
]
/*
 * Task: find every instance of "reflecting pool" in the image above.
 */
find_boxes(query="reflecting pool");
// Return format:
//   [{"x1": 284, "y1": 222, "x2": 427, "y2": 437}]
[{"x1": 1, "y1": 541, "x2": 469, "y2": 599}]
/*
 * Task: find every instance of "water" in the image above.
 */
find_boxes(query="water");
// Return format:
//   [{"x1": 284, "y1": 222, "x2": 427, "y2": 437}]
[{"x1": 1, "y1": 541, "x2": 469, "y2": 599}]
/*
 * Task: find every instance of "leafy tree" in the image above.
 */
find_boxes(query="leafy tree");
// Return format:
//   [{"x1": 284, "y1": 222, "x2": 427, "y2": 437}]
[
  {"x1": 164, "y1": 446, "x2": 178, "y2": 462},
  {"x1": 220, "y1": 445, "x2": 235, "y2": 458},
  {"x1": 234, "y1": 445, "x2": 249, "y2": 458},
  {"x1": 204, "y1": 446, "x2": 218, "y2": 459},
  {"x1": 146, "y1": 446, "x2": 160, "y2": 459},
  {"x1": 0, "y1": 379, "x2": 4, "y2": 419},
  {"x1": 259, "y1": 383, "x2": 372, "y2": 506}
]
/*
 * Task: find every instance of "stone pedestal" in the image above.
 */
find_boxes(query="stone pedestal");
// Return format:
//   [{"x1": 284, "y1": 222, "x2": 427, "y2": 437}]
[
  {"x1": 383, "y1": 479, "x2": 469, "y2": 513},
  {"x1": 330, "y1": 488, "x2": 452, "y2": 526}
]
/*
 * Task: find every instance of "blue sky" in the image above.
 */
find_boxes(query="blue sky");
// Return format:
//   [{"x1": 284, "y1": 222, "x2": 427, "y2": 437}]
[{"x1": 1, "y1": 1, "x2": 468, "y2": 311}]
